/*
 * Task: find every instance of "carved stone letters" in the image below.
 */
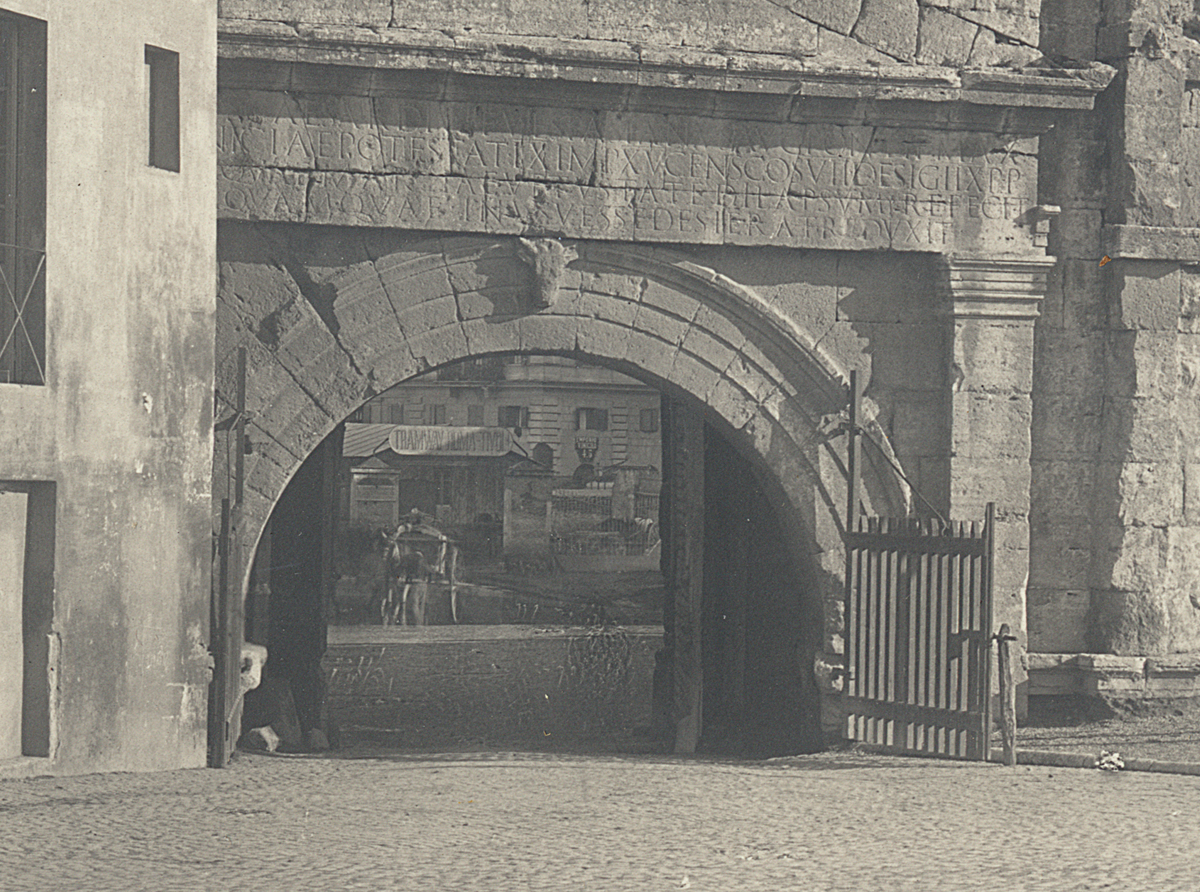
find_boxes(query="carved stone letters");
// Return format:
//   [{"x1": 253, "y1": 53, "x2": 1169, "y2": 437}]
[{"x1": 219, "y1": 91, "x2": 1042, "y2": 255}]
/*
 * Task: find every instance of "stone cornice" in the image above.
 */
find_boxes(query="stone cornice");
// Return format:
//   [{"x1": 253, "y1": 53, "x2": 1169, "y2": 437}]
[
  {"x1": 937, "y1": 255, "x2": 1058, "y2": 319},
  {"x1": 218, "y1": 20, "x2": 1114, "y2": 110}
]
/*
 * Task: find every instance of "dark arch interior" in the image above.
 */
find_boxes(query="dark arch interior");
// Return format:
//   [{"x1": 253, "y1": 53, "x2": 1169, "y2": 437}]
[{"x1": 243, "y1": 353, "x2": 826, "y2": 757}]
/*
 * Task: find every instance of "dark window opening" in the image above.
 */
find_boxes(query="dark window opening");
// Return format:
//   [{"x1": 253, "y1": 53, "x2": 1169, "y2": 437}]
[
  {"x1": 0, "y1": 12, "x2": 47, "y2": 386},
  {"x1": 639, "y1": 408, "x2": 660, "y2": 433},
  {"x1": 575, "y1": 407, "x2": 608, "y2": 432},
  {"x1": 430, "y1": 403, "x2": 447, "y2": 425},
  {"x1": 388, "y1": 402, "x2": 405, "y2": 425},
  {"x1": 145, "y1": 46, "x2": 179, "y2": 172},
  {"x1": 498, "y1": 405, "x2": 529, "y2": 431},
  {"x1": 435, "y1": 469, "x2": 453, "y2": 506}
]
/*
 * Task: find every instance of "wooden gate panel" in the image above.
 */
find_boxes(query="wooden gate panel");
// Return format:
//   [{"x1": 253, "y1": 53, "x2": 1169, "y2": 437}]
[{"x1": 844, "y1": 508, "x2": 994, "y2": 760}]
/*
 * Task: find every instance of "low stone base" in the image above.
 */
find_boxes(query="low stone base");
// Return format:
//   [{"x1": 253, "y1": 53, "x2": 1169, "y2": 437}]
[{"x1": 1027, "y1": 653, "x2": 1200, "y2": 708}]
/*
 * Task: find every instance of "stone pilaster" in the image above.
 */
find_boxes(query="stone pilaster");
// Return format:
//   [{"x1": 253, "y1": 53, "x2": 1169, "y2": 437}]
[
  {"x1": 1087, "y1": 260, "x2": 1191, "y2": 654},
  {"x1": 938, "y1": 256, "x2": 1056, "y2": 647}
]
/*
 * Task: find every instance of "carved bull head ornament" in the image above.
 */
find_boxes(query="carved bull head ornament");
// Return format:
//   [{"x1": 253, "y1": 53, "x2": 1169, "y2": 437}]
[{"x1": 517, "y1": 237, "x2": 576, "y2": 309}]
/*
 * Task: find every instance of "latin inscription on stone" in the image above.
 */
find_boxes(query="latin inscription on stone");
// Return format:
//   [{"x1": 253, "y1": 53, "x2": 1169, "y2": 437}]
[{"x1": 218, "y1": 94, "x2": 1038, "y2": 253}]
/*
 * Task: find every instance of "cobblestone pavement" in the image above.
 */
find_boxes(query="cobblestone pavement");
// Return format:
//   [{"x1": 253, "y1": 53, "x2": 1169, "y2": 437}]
[
  {"x1": 1, "y1": 747, "x2": 1198, "y2": 891},
  {"x1": 1017, "y1": 703, "x2": 1200, "y2": 764}
]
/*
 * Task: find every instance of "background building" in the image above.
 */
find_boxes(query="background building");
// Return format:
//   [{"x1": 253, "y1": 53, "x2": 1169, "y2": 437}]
[
  {"x1": 332, "y1": 356, "x2": 663, "y2": 614},
  {"x1": 348, "y1": 356, "x2": 662, "y2": 482}
]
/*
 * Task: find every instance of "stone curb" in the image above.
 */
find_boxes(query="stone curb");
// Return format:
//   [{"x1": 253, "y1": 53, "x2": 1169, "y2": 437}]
[{"x1": 991, "y1": 749, "x2": 1200, "y2": 776}]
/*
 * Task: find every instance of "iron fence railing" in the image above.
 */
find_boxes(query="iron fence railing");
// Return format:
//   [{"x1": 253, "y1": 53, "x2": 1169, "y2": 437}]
[{"x1": 0, "y1": 241, "x2": 45, "y2": 385}]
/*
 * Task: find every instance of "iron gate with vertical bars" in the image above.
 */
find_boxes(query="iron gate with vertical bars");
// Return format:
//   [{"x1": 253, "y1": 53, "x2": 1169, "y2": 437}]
[{"x1": 843, "y1": 504, "x2": 994, "y2": 760}]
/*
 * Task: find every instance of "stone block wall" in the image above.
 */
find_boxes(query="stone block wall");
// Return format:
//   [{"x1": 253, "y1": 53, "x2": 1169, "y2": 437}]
[
  {"x1": 323, "y1": 625, "x2": 659, "y2": 746},
  {"x1": 1029, "y1": 105, "x2": 1108, "y2": 651},
  {"x1": 218, "y1": 0, "x2": 1041, "y2": 67},
  {"x1": 1031, "y1": 0, "x2": 1200, "y2": 658}
]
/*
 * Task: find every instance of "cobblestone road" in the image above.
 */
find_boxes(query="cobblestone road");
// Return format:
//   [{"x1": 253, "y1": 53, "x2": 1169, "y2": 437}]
[{"x1": 1, "y1": 748, "x2": 1196, "y2": 891}]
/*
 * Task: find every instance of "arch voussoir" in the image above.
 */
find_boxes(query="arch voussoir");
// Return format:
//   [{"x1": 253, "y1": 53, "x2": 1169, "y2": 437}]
[
  {"x1": 401, "y1": 322, "x2": 470, "y2": 373},
  {"x1": 668, "y1": 350, "x2": 725, "y2": 408},
  {"x1": 678, "y1": 324, "x2": 741, "y2": 384},
  {"x1": 461, "y1": 316, "x2": 523, "y2": 357},
  {"x1": 631, "y1": 302, "x2": 692, "y2": 351},
  {"x1": 372, "y1": 245, "x2": 452, "y2": 285},
  {"x1": 394, "y1": 293, "x2": 459, "y2": 338},
  {"x1": 575, "y1": 289, "x2": 639, "y2": 327},
  {"x1": 619, "y1": 329, "x2": 685, "y2": 386},
  {"x1": 706, "y1": 375, "x2": 762, "y2": 431},
  {"x1": 518, "y1": 313, "x2": 583, "y2": 354},
  {"x1": 375, "y1": 258, "x2": 453, "y2": 319},
  {"x1": 226, "y1": 235, "x2": 917, "y2": 627},
  {"x1": 331, "y1": 261, "x2": 407, "y2": 367},
  {"x1": 640, "y1": 277, "x2": 703, "y2": 326}
]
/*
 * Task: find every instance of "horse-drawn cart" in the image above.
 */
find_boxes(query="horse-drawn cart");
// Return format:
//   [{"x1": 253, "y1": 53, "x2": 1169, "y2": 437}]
[{"x1": 379, "y1": 511, "x2": 459, "y2": 626}]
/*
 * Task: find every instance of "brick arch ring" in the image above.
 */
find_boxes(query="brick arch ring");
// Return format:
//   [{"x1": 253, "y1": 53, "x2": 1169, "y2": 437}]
[{"x1": 227, "y1": 236, "x2": 909, "y2": 596}]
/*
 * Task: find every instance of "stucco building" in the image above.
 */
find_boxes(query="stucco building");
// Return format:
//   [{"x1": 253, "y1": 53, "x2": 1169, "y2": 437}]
[{"x1": 0, "y1": 0, "x2": 215, "y2": 775}]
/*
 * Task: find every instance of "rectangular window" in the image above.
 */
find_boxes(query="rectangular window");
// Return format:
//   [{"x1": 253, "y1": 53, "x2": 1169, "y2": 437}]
[
  {"x1": 435, "y1": 469, "x2": 453, "y2": 507},
  {"x1": 467, "y1": 404, "x2": 484, "y2": 426},
  {"x1": 575, "y1": 407, "x2": 609, "y2": 432},
  {"x1": 639, "y1": 408, "x2": 660, "y2": 433},
  {"x1": 430, "y1": 404, "x2": 447, "y2": 425},
  {"x1": 145, "y1": 46, "x2": 179, "y2": 172},
  {"x1": 0, "y1": 12, "x2": 47, "y2": 386},
  {"x1": 498, "y1": 405, "x2": 529, "y2": 430},
  {"x1": 388, "y1": 402, "x2": 405, "y2": 425}
]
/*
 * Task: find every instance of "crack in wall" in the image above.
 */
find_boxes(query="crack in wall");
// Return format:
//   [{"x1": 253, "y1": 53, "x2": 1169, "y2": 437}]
[{"x1": 924, "y1": 1, "x2": 1041, "y2": 51}]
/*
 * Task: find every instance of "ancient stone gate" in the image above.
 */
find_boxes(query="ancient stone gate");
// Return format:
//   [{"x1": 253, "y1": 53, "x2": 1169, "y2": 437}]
[{"x1": 212, "y1": 8, "x2": 1110, "y2": 752}]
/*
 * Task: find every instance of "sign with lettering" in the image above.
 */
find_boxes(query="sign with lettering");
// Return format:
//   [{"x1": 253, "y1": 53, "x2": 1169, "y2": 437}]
[
  {"x1": 387, "y1": 425, "x2": 514, "y2": 457},
  {"x1": 218, "y1": 91, "x2": 1039, "y2": 254}
]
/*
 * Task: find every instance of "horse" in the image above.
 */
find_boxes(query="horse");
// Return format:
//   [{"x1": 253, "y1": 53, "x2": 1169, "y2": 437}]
[{"x1": 379, "y1": 516, "x2": 459, "y2": 626}]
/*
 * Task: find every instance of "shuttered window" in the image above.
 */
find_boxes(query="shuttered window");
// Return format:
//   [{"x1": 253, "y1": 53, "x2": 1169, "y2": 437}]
[{"x1": 0, "y1": 12, "x2": 46, "y2": 385}]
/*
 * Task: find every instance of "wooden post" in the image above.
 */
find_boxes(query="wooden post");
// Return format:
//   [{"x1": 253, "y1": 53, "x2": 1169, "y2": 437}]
[
  {"x1": 208, "y1": 348, "x2": 247, "y2": 768},
  {"x1": 841, "y1": 371, "x2": 861, "y2": 741},
  {"x1": 997, "y1": 622, "x2": 1017, "y2": 767},
  {"x1": 845, "y1": 370, "x2": 860, "y2": 531}
]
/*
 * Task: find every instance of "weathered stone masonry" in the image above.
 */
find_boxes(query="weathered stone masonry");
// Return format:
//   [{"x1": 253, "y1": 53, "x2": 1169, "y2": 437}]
[
  {"x1": 215, "y1": 0, "x2": 1116, "y2": 740},
  {"x1": 1027, "y1": 0, "x2": 1200, "y2": 698}
]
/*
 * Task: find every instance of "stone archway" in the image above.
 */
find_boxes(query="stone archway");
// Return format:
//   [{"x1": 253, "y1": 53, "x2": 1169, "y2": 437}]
[
  {"x1": 220, "y1": 235, "x2": 907, "y2": 590},
  {"x1": 216, "y1": 232, "x2": 919, "y2": 751}
]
